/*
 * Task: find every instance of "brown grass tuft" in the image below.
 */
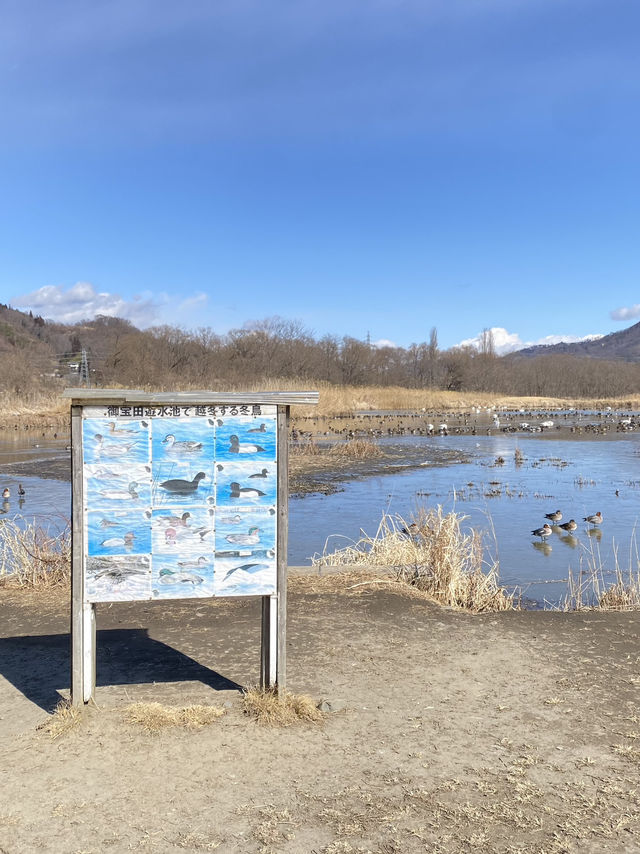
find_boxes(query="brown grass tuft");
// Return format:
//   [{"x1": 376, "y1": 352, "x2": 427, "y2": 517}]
[
  {"x1": 124, "y1": 702, "x2": 225, "y2": 733},
  {"x1": 561, "y1": 536, "x2": 640, "y2": 611},
  {"x1": 242, "y1": 686, "x2": 325, "y2": 727},
  {"x1": 313, "y1": 507, "x2": 514, "y2": 613},
  {"x1": 37, "y1": 699, "x2": 82, "y2": 740},
  {"x1": 0, "y1": 518, "x2": 70, "y2": 588}
]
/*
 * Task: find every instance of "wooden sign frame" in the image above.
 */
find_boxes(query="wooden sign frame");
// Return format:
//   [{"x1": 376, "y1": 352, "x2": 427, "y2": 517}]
[{"x1": 64, "y1": 389, "x2": 318, "y2": 706}]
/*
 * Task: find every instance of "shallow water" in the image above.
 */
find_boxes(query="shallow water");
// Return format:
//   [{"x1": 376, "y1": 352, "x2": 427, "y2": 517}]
[{"x1": 2, "y1": 429, "x2": 640, "y2": 606}]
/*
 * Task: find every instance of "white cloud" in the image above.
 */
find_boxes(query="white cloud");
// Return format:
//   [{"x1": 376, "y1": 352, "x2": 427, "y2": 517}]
[
  {"x1": 457, "y1": 327, "x2": 603, "y2": 355},
  {"x1": 610, "y1": 304, "x2": 640, "y2": 322},
  {"x1": 179, "y1": 292, "x2": 208, "y2": 312},
  {"x1": 12, "y1": 282, "x2": 161, "y2": 327},
  {"x1": 372, "y1": 338, "x2": 396, "y2": 349}
]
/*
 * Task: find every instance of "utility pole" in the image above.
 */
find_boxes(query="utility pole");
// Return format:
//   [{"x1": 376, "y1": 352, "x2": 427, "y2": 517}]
[{"x1": 81, "y1": 349, "x2": 91, "y2": 388}]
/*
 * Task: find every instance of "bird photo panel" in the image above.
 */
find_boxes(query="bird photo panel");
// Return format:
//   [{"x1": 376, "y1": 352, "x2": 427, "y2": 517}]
[{"x1": 81, "y1": 405, "x2": 278, "y2": 603}]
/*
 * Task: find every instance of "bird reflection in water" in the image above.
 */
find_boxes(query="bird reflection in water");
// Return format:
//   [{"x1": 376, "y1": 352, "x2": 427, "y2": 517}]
[
  {"x1": 1, "y1": 500, "x2": 9, "y2": 515},
  {"x1": 532, "y1": 540, "x2": 552, "y2": 556},
  {"x1": 559, "y1": 534, "x2": 578, "y2": 549},
  {"x1": 587, "y1": 527, "x2": 602, "y2": 541}
]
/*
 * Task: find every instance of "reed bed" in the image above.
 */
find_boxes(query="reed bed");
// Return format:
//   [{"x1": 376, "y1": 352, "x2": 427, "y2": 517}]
[
  {"x1": 291, "y1": 438, "x2": 382, "y2": 460},
  {"x1": 0, "y1": 517, "x2": 71, "y2": 587},
  {"x1": 561, "y1": 537, "x2": 640, "y2": 611},
  {"x1": 313, "y1": 507, "x2": 514, "y2": 613}
]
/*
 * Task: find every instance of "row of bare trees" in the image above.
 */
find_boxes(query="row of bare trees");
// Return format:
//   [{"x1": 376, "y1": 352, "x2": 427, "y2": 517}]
[{"x1": 3, "y1": 305, "x2": 640, "y2": 399}]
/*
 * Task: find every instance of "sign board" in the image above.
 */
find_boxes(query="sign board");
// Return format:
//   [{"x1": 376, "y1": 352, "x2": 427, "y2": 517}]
[{"x1": 64, "y1": 389, "x2": 318, "y2": 706}]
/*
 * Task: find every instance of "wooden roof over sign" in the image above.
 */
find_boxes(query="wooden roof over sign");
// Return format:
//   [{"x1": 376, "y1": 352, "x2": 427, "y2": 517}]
[{"x1": 62, "y1": 389, "x2": 319, "y2": 406}]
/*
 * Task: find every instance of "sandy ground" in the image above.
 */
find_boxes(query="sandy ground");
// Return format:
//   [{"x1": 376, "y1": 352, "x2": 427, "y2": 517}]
[{"x1": 1, "y1": 576, "x2": 639, "y2": 854}]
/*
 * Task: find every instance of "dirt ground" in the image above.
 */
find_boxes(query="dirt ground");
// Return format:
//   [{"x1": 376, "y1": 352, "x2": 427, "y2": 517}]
[{"x1": 1, "y1": 575, "x2": 639, "y2": 854}]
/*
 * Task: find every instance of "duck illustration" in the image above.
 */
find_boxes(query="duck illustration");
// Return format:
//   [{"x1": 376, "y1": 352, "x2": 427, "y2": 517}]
[
  {"x1": 559, "y1": 519, "x2": 577, "y2": 533},
  {"x1": 94, "y1": 434, "x2": 137, "y2": 456},
  {"x1": 157, "y1": 511, "x2": 191, "y2": 527},
  {"x1": 583, "y1": 511, "x2": 603, "y2": 526},
  {"x1": 248, "y1": 423, "x2": 267, "y2": 433},
  {"x1": 99, "y1": 517, "x2": 119, "y2": 528},
  {"x1": 177, "y1": 556, "x2": 210, "y2": 569},
  {"x1": 92, "y1": 565, "x2": 148, "y2": 583},
  {"x1": 531, "y1": 523, "x2": 552, "y2": 540},
  {"x1": 99, "y1": 482, "x2": 139, "y2": 500},
  {"x1": 158, "y1": 567, "x2": 204, "y2": 585},
  {"x1": 159, "y1": 472, "x2": 206, "y2": 495},
  {"x1": 248, "y1": 469, "x2": 269, "y2": 479},
  {"x1": 107, "y1": 421, "x2": 137, "y2": 435},
  {"x1": 229, "y1": 482, "x2": 265, "y2": 499},
  {"x1": 218, "y1": 513, "x2": 242, "y2": 525},
  {"x1": 225, "y1": 526, "x2": 261, "y2": 545},
  {"x1": 100, "y1": 532, "x2": 136, "y2": 549},
  {"x1": 544, "y1": 510, "x2": 562, "y2": 524},
  {"x1": 223, "y1": 562, "x2": 269, "y2": 581},
  {"x1": 161, "y1": 434, "x2": 203, "y2": 453},
  {"x1": 228, "y1": 435, "x2": 266, "y2": 454}
]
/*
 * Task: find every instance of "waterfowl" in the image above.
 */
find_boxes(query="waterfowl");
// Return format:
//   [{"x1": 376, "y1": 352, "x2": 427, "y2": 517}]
[
  {"x1": 161, "y1": 434, "x2": 203, "y2": 453},
  {"x1": 248, "y1": 468, "x2": 269, "y2": 479},
  {"x1": 100, "y1": 532, "x2": 136, "y2": 549},
  {"x1": 248, "y1": 423, "x2": 267, "y2": 433},
  {"x1": 225, "y1": 526, "x2": 261, "y2": 546},
  {"x1": 99, "y1": 518, "x2": 119, "y2": 528},
  {"x1": 177, "y1": 556, "x2": 210, "y2": 569},
  {"x1": 99, "y1": 481, "x2": 139, "y2": 500},
  {"x1": 544, "y1": 510, "x2": 562, "y2": 524},
  {"x1": 164, "y1": 528, "x2": 177, "y2": 544},
  {"x1": 531, "y1": 523, "x2": 552, "y2": 540},
  {"x1": 223, "y1": 562, "x2": 268, "y2": 581},
  {"x1": 228, "y1": 435, "x2": 266, "y2": 454},
  {"x1": 159, "y1": 472, "x2": 206, "y2": 494},
  {"x1": 218, "y1": 513, "x2": 243, "y2": 524},
  {"x1": 18, "y1": 484, "x2": 25, "y2": 496},
  {"x1": 158, "y1": 567, "x2": 204, "y2": 585},
  {"x1": 583, "y1": 511, "x2": 603, "y2": 526},
  {"x1": 94, "y1": 434, "x2": 137, "y2": 456},
  {"x1": 92, "y1": 566, "x2": 148, "y2": 583},
  {"x1": 2, "y1": 488, "x2": 9, "y2": 499},
  {"x1": 229, "y1": 482, "x2": 265, "y2": 499},
  {"x1": 559, "y1": 519, "x2": 577, "y2": 533},
  {"x1": 107, "y1": 421, "x2": 137, "y2": 435},
  {"x1": 157, "y1": 511, "x2": 191, "y2": 527}
]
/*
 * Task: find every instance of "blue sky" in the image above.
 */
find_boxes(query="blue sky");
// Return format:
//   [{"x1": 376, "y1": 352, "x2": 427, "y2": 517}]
[{"x1": 3, "y1": 0, "x2": 640, "y2": 354}]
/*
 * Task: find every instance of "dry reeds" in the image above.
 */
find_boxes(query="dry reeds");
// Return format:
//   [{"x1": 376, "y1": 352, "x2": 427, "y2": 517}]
[
  {"x1": 561, "y1": 537, "x2": 640, "y2": 611},
  {"x1": 0, "y1": 517, "x2": 70, "y2": 588},
  {"x1": 313, "y1": 507, "x2": 514, "y2": 613},
  {"x1": 124, "y1": 702, "x2": 225, "y2": 733},
  {"x1": 242, "y1": 686, "x2": 325, "y2": 726}
]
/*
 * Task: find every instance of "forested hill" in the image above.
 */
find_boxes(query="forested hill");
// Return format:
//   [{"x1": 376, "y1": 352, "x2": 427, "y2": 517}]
[
  {"x1": 3, "y1": 301, "x2": 640, "y2": 400},
  {"x1": 514, "y1": 321, "x2": 640, "y2": 362}
]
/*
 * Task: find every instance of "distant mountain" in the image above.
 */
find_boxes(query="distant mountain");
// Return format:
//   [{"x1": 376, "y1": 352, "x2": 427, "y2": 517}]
[{"x1": 513, "y1": 322, "x2": 640, "y2": 362}]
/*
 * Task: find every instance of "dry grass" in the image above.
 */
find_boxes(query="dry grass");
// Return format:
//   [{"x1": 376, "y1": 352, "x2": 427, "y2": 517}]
[
  {"x1": 36, "y1": 699, "x2": 82, "y2": 740},
  {"x1": 242, "y1": 686, "x2": 325, "y2": 727},
  {"x1": 124, "y1": 702, "x2": 225, "y2": 733},
  {"x1": 291, "y1": 438, "x2": 382, "y2": 460},
  {"x1": 0, "y1": 518, "x2": 71, "y2": 588},
  {"x1": 561, "y1": 537, "x2": 640, "y2": 611},
  {"x1": 313, "y1": 507, "x2": 514, "y2": 613}
]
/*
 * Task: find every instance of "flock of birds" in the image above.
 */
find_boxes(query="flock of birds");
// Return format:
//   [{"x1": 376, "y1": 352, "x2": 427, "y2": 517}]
[{"x1": 531, "y1": 510, "x2": 603, "y2": 541}]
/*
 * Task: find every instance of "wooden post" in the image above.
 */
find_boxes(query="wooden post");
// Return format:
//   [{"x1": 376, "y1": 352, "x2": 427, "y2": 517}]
[
  {"x1": 70, "y1": 405, "x2": 95, "y2": 705},
  {"x1": 276, "y1": 405, "x2": 289, "y2": 696}
]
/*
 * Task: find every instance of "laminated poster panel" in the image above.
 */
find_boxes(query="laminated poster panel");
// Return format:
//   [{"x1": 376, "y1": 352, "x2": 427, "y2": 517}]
[{"x1": 81, "y1": 403, "x2": 278, "y2": 602}]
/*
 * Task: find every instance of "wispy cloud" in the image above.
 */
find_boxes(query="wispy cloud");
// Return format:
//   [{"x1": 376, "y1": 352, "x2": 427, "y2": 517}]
[
  {"x1": 12, "y1": 282, "x2": 161, "y2": 327},
  {"x1": 457, "y1": 327, "x2": 603, "y2": 355},
  {"x1": 610, "y1": 304, "x2": 640, "y2": 322}
]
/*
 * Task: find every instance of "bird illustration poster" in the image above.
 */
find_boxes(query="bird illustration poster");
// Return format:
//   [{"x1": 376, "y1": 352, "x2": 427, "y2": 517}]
[{"x1": 81, "y1": 406, "x2": 278, "y2": 602}]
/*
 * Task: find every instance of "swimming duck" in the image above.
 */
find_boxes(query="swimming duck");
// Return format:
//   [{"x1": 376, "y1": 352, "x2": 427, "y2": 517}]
[
  {"x1": 229, "y1": 482, "x2": 265, "y2": 499},
  {"x1": 531, "y1": 523, "x2": 552, "y2": 540},
  {"x1": 94, "y1": 434, "x2": 137, "y2": 456},
  {"x1": 100, "y1": 532, "x2": 136, "y2": 549},
  {"x1": 99, "y1": 482, "x2": 139, "y2": 500},
  {"x1": 177, "y1": 556, "x2": 210, "y2": 569},
  {"x1": 225, "y1": 526, "x2": 261, "y2": 545},
  {"x1": 248, "y1": 469, "x2": 269, "y2": 479},
  {"x1": 248, "y1": 423, "x2": 267, "y2": 433},
  {"x1": 18, "y1": 484, "x2": 25, "y2": 496},
  {"x1": 583, "y1": 511, "x2": 603, "y2": 526},
  {"x1": 218, "y1": 513, "x2": 243, "y2": 525},
  {"x1": 544, "y1": 510, "x2": 562, "y2": 524},
  {"x1": 2, "y1": 488, "x2": 9, "y2": 499},
  {"x1": 107, "y1": 421, "x2": 137, "y2": 435},
  {"x1": 157, "y1": 511, "x2": 191, "y2": 527},
  {"x1": 161, "y1": 434, "x2": 203, "y2": 453},
  {"x1": 228, "y1": 435, "x2": 266, "y2": 454},
  {"x1": 158, "y1": 567, "x2": 204, "y2": 585},
  {"x1": 159, "y1": 472, "x2": 206, "y2": 494},
  {"x1": 223, "y1": 562, "x2": 268, "y2": 581}
]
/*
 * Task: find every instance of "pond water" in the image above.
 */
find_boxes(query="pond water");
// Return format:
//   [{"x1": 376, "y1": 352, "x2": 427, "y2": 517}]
[{"x1": 1, "y1": 427, "x2": 639, "y2": 607}]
